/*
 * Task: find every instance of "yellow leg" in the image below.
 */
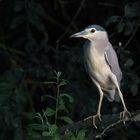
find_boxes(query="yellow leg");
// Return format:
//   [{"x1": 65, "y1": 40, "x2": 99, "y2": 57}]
[
  {"x1": 117, "y1": 87, "x2": 131, "y2": 123},
  {"x1": 111, "y1": 74, "x2": 131, "y2": 123},
  {"x1": 84, "y1": 81, "x2": 103, "y2": 129}
]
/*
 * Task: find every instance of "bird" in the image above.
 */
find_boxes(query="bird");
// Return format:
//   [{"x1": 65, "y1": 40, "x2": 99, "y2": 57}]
[{"x1": 70, "y1": 24, "x2": 131, "y2": 128}]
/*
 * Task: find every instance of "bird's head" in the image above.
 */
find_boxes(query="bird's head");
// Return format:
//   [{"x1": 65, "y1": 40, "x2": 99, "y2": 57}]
[{"x1": 70, "y1": 25, "x2": 108, "y2": 41}]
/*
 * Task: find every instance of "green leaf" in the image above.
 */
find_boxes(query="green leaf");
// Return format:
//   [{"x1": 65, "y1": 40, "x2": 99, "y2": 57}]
[
  {"x1": 60, "y1": 93, "x2": 74, "y2": 103},
  {"x1": 71, "y1": 136, "x2": 76, "y2": 140},
  {"x1": 41, "y1": 95, "x2": 56, "y2": 102},
  {"x1": 59, "y1": 79, "x2": 69, "y2": 86},
  {"x1": 116, "y1": 22, "x2": 125, "y2": 33},
  {"x1": 125, "y1": 2, "x2": 140, "y2": 18},
  {"x1": 57, "y1": 98, "x2": 65, "y2": 111},
  {"x1": 48, "y1": 124, "x2": 58, "y2": 136},
  {"x1": 28, "y1": 124, "x2": 47, "y2": 131},
  {"x1": 59, "y1": 116, "x2": 73, "y2": 124},
  {"x1": 131, "y1": 84, "x2": 138, "y2": 96},
  {"x1": 42, "y1": 131, "x2": 50, "y2": 137},
  {"x1": 130, "y1": 75, "x2": 139, "y2": 96},
  {"x1": 124, "y1": 59, "x2": 134, "y2": 68},
  {"x1": 124, "y1": 22, "x2": 133, "y2": 36},
  {"x1": 23, "y1": 112, "x2": 35, "y2": 120},
  {"x1": 77, "y1": 130, "x2": 86, "y2": 140},
  {"x1": 106, "y1": 16, "x2": 121, "y2": 26},
  {"x1": 53, "y1": 134, "x2": 61, "y2": 140},
  {"x1": 28, "y1": 131, "x2": 41, "y2": 139},
  {"x1": 46, "y1": 108, "x2": 56, "y2": 117},
  {"x1": 63, "y1": 131, "x2": 75, "y2": 139},
  {"x1": 42, "y1": 81, "x2": 57, "y2": 84}
]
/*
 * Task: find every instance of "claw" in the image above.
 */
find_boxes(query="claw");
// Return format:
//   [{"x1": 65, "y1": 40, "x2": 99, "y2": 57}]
[
  {"x1": 98, "y1": 114, "x2": 102, "y2": 121},
  {"x1": 92, "y1": 116, "x2": 97, "y2": 129},
  {"x1": 84, "y1": 114, "x2": 102, "y2": 129},
  {"x1": 120, "y1": 109, "x2": 131, "y2": 125}
]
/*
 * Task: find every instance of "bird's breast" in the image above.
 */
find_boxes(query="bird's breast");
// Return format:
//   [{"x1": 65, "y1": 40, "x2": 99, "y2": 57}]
[{"x1": 84, "y1": 44, "x2": 115, "y2": 89}]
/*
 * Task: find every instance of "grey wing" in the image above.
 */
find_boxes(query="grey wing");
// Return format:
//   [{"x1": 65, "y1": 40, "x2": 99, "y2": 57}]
[{"x1": 104, "y1": 43, "x2": 122, "y2": 83}]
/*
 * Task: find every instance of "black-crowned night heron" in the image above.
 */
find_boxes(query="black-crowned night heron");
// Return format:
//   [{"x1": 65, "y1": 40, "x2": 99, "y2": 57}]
[{"x1": 71, "y1": 24, "x2": 131, "y2": 128}]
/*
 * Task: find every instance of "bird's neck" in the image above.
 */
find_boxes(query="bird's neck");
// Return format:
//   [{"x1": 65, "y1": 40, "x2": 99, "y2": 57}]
[{"x1": 90, "y1": 40, "x2": 109, "y2": 54}]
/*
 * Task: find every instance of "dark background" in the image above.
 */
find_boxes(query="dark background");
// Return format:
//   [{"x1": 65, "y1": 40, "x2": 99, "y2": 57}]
[{"x1": 0, "y1": 0, "x2": 140, "y2": 140}]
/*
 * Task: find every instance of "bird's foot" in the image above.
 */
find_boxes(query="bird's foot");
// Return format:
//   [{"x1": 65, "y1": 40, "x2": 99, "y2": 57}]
[
  {"x1": 84, "y1": 113, "x2": 102, "y2": 129},
  {"x1": 120, "y1": 109, "x2": 131, "y2": 125}
]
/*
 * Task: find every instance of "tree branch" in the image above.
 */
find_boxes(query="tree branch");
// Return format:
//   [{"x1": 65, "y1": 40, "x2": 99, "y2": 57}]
[
  {"x1": 123, "y1": 23, "x2": 140, "y2": 49},
  {"x1": 59, "y1": 110, "x2": 140, "y2": 137}
]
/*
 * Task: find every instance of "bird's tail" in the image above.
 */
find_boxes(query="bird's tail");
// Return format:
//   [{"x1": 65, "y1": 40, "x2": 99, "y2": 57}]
[
  {"x1": 104, "y1": 90, "x2": 115, "y2": 102},
  {"x1": 104, "y1": 89, "x2": 120, "y2": 102}
]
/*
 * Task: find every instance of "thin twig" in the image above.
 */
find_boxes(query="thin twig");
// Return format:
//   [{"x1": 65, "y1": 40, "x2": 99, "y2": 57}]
[
  {"x1": 55, "y1": 0, "x2": 85, "y2": 69},
  {"x1": 96, "y1": 120, "x2": 122, "y2": 138},
  {"x1": 0, "y1": 44, "x2": 25, "y2": 56},
  {"x1": 56, "y1": 0, "x2": 85, "y2": 46},
  {"x1": 58, "y1": 0, "x2": 78, "y2": 31},
  {"x1": 98, "y1": 2, "x2": 123, "y2": 9},
  {"x1": 123, "y1": 23, "x2": 140, "y2": 49}
]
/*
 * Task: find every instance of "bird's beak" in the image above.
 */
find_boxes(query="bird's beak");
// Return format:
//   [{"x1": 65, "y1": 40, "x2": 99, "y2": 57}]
[{"x1": 70, "y1": 30, "x2": 88, "y2": 38}]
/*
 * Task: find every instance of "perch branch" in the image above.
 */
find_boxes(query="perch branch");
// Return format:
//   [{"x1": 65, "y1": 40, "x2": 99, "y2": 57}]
[{"x1": 59, "y1": 110, "x2": 140, "y2": 137}]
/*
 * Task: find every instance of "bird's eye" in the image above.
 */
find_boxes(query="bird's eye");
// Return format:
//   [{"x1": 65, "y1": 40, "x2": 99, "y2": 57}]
[{"x1": 90, "y1": 29, "x2": 96, "y2": 33}]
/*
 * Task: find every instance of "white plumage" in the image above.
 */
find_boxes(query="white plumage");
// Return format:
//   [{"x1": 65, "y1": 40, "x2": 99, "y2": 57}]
[{"x1": 71, "y1": 24, "x2": 131, "y2": 128}]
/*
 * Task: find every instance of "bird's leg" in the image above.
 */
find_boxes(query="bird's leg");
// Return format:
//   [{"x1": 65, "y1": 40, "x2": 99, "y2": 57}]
[
  {"x1": 111, "y1": 75, "x2": 131, "y2": 124},
  {"x1": 117, "y1": 87, "x2": 131, "y2": 124},
  {"x1": 84, "y1": 81, "x2": 103, "y2": 129}
]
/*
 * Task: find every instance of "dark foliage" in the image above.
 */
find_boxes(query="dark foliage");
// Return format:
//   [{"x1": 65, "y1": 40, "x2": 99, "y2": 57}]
[{"x1": 0, "y1": 0, "x2": 140, "y2": 140}]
